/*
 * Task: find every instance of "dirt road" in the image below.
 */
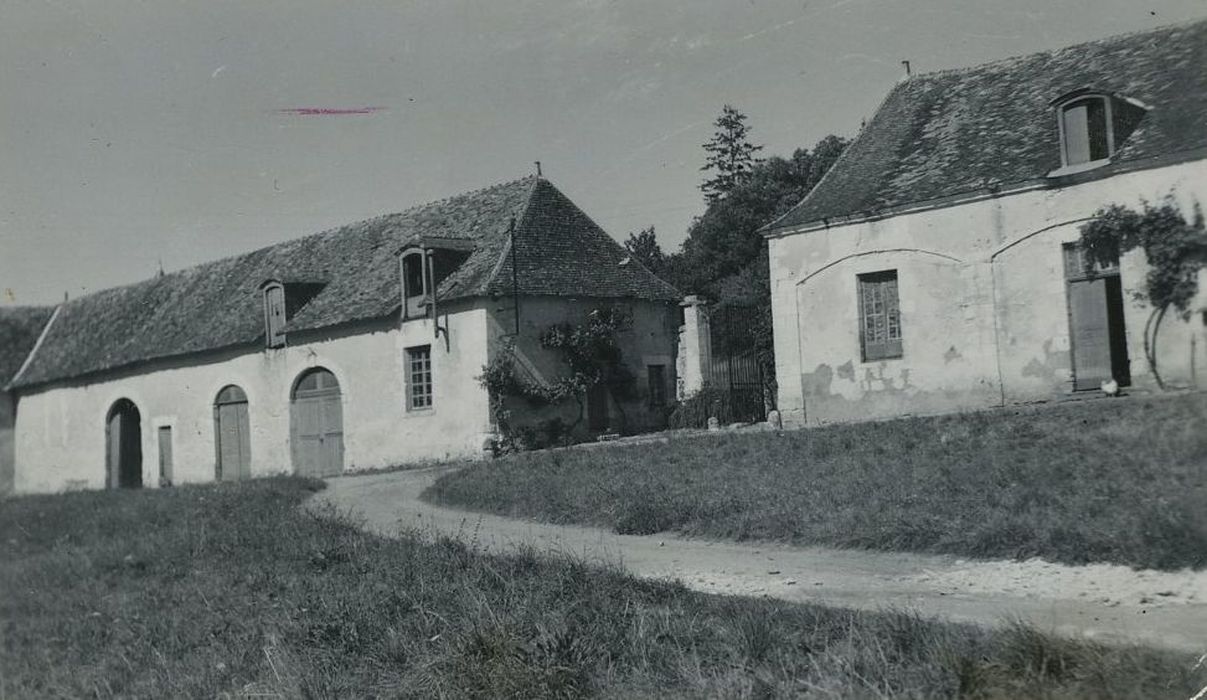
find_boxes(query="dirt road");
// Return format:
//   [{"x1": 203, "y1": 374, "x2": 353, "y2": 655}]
[{"x1": 313, "y1": 467, "x2": 1207, "y2": 654}]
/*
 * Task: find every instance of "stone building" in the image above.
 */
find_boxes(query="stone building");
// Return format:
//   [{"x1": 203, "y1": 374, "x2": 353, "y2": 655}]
[
  {"x1": 764, "y1": 20, "x2": 1207, "y2": 426},
  {"x1": 4, "y1": 176, "x2": 681, "y2": 493}
]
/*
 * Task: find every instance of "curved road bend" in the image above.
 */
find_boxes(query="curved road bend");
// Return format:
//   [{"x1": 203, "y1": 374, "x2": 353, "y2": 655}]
[{"x1": 312, "y1": 466, "x2": 1207, "y2": 654}]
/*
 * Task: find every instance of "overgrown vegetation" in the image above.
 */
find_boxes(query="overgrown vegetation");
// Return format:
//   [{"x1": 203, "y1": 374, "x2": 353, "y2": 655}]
[
  {"x1": 3, "y1": 478, "x2": 1205, "y2": 698},
  {"x1": 428, "y1": 393, "x2": 1207, "y2": 570},
  {"x1": 480, "y1": 307, "x2": 635, "y2": 452},
  {"x1": 625, "y1": 106, "x2": 847, "y2": 392},
  {"x1": 1079, "y1": 197, "x2": 1207, "y2": 389}
]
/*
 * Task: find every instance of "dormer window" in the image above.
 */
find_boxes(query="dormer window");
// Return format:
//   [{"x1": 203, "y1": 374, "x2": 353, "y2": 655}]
[
  {"x1": 1051, "y1": 91, "x2": 1148, "y2": 176},
  {"x1": 262, "y1": 282, "x2": 286, "y2": 348},
  {"x1": 259, "y1": 278, "x2": 325, "y2": 348},
  {"x1": 1060, "y1": 96, "x2": 1110, "y2": 166},
  {"x1": 400, "y1": 248, "x2": 429, "y2": 320}
]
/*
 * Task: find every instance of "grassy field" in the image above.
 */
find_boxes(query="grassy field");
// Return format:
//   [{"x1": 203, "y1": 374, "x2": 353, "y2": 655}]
[
  {"x1": 4, "y1": 479, "x2": 1205, "y2": 698},
  {"x1": 426, "y1": 393, "x2": 1207, "y2": 571}
]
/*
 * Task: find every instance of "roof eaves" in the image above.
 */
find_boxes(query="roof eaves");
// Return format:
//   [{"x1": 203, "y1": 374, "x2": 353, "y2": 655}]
[
  {"x1": 5, "y1": 304, "x2": 61, "y2": 391},
  {"x1": 759, "y1": 80, "x2": 908, "y2": 237}
]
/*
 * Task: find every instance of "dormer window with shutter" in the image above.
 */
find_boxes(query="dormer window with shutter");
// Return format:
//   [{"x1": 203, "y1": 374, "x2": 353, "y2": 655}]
[
  {"x1": 400, "y1": 248, "x2": 429, "y2": 320},
  {"x1": 258, "y1": 278, "x2": 326, "y2": 348},
  {"x1": 1049, "y1": 91, "x2": 1148, "y2": 177},
  {"x1": 262, "y1": 282, "x2": 286, "y2": 348},
  {"x1": 398, "y1": 237, "x2": 475, "y2": 322}
]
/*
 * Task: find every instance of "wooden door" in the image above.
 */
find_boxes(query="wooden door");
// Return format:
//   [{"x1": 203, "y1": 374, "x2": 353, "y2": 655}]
[
  {"x1": 1068, "y1": 277, "x2": 1113, "y2": 391},
  {"x1": 1065, "y1": 244, "x2": 1130, "y2": 391},
  {"x1": 291, "y1": 369, "x2": 344, "y2": 477},
  {"x1": 216, "y1": 403, "x2": 251, "y2": 480},
  {"x1": 157, "y1": 426, "x2": 173, "y2": 486},
  {"x1": 587, "y1": 384, "x2": 610, "y2": 431},
  {"x1": 106, "y1": 399, "x2": 142, "y2": 488},
  {"x1": 215, "y1": 386, "x2": 251, "y2": 481}
]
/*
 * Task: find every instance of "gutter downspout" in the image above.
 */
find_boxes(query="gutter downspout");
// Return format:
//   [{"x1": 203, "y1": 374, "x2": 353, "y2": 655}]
[{"x1": 509, "y1": 215, "x2": 520, "y2": 335}]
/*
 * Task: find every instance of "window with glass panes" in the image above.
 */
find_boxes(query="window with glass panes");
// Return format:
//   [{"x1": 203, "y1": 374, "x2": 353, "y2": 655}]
[
  {"x1": 406, "y1": 345, "x2": 433, "y2": 410},
  {"x1": 857, "y1": 270, "x2": 902, "y2": 361}
]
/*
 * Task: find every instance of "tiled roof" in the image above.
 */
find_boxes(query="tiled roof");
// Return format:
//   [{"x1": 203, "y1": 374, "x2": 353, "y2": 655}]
[
  {"x1": 13, "y1": 177, "x2": 679, "y2": 388},
  {"x1": 766, "y1": 18, "x2": 1207, "y2": 233},
  {"x1": 0, "y1": 306, "x2": 54, "y2": 387}
]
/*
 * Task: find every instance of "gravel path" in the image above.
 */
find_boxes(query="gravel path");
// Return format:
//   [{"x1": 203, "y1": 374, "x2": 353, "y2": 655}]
[{"x1": 312, "y1": 466, "x2": 1207, "y2": 654}]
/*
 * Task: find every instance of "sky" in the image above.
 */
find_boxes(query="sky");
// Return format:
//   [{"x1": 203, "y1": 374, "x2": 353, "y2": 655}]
[{"x1": 2, "y1": 0, "x2": 1205, "y2": 307}]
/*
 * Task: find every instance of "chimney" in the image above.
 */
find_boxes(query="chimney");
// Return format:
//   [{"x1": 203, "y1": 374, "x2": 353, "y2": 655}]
[{"x1": 901, "y1": 60, "x2": 912, "y2": 80}]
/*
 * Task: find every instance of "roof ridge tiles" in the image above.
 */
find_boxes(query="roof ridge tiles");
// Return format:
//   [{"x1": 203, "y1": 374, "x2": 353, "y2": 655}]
[{"x1": 908, "y1": 16, "x2": 1207, "y2": 82}]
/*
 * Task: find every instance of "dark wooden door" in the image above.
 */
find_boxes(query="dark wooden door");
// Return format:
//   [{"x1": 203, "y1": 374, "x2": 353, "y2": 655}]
[
  {"x1": 291, "y1": 369, "x2": 344, "y2": 477},
  {"x1": 1068, "y1": 275, "x2": 1130, "y2": 391},
  {"x1": 587, "y1": 385, "x2": 609, "y2": 431},
  {"x1": 106, "y1": 400, "x2": 142, "y2": 488}
]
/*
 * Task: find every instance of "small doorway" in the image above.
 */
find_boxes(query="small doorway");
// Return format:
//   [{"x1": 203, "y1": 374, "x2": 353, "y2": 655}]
[
  {"x1": 587, "y1": 384, "x2": 610, "y2": 431},
  {"x1": 158, "y1": 426, "x2": 174, "y2": 487},
  {"x1": 1064, "y1": 244, "x2": 1131, "y2": 390},
  {"x1": 290, "y1": 368, "x2": 344, "y2": 477},
  {"x1": 106, "y1": 399, "x2": 143, "y2": 489},
  {"x1": 214, "y1": 385, "x2": 251, "y2": 481}
]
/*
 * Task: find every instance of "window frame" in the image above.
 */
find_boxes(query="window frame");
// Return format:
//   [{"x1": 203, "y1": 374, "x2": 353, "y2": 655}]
[
  {"x1": 405, "y1": 344, "x2": 434, "y2": 411},
  {"x1": 400, "y1": 247, "x2": 430, "y2": 320},
  {"x1": 856, "y1": 270, "x2": 903, "y2": 362},
  {"x1": 1057, "y1": 94, "x2": 1114, "y2": 169}
]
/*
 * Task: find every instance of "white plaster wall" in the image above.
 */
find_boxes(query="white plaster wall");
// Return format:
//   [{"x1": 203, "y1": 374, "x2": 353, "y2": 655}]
[
  {"x1": 769, "y1": 158, "x2": 1207, "y2": 426},
  {"x1": 13, "y1": 305, "x2": 492, "y2": 494}
]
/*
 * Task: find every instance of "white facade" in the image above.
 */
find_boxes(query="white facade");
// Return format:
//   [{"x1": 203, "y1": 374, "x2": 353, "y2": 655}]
[
  {"x1": 14, "y1": 303, "x2": 493, "y2": 493},
  {"x1": 768, "y1": 159, "x2": 1207, "y2": 427}
]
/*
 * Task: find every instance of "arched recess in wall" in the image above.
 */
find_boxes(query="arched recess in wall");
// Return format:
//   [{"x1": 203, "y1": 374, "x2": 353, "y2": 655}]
[
  {"x1": 290, "y1": 368, "x2": 344, "y2": 478},
  {"x1": 794, "y1": 248, "x2": 963, "y2": 288},
  {"x1": 105, "y1": 398, "x2": 142, "y2": 489},
  {"x1": 790, "y1": 248, "x2": 965, "y2": 372},
  {"x1": 214, "y1": 385, "x2": 251, "y2": 481}
]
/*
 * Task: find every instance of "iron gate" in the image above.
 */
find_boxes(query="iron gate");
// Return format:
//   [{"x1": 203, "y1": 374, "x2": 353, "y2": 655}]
[{"x1": 707, "y1": 304, "x2": 769, "y2": 423}]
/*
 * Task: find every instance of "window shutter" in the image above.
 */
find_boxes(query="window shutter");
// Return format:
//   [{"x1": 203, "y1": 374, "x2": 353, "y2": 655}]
[{"x1": 264, "y1": 284, "x2": 286, "y2": 348}]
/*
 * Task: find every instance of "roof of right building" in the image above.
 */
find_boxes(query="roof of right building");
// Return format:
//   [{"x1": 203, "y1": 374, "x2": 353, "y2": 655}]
[{"x1": 764, "y1": 18, "x2": 1207, "y2": 234}]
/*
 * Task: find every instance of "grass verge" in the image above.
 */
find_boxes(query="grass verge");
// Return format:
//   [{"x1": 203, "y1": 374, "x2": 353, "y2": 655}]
[
  {"x1": 3, "y1": 478, "x2": 1204, "y2": 697},
  {"x1": 426, "y1": 393, "x2": 1207, "y2": 570}
]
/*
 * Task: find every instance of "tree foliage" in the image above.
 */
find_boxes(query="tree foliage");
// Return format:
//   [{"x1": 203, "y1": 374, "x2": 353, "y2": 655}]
[
  {"x1": 673, "y1": 135, "x2": 847, "y2": 295},
  {"x1": 1080, "y1": 198, "x2": 1207, "y2": 315},
  {"x1": 623, "y1": 226, "x2": 667, "y2": 279},
  {"x1": 700, "y1": 105, "x2": 764, "y2": 203},
  {"x1": 664, "y1": 133, "x2": 847, "y2": 396},
  {"x1": 1079, "y1": 197, "x2": 1207, "y2": 389}
]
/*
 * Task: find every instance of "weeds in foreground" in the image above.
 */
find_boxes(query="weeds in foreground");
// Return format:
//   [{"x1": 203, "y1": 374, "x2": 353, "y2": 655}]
[
  {"x1": 426, "y1": 393, "x2": 1207, "y2": 570},
  {"x1": 1, "y1": 478, "x2": 1204, "y2": 698}
]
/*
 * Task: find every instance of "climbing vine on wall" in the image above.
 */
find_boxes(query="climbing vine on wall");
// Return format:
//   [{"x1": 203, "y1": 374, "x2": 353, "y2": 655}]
[
  {"x1": 1078, "y1": 197, "x2": 1207, "y2": 389},
  {"x1": 479, "y1": 306, "x2": 636, "y2": 452}
]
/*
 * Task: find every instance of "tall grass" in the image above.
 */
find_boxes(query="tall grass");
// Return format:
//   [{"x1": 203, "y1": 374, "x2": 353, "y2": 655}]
[
  {"x1": 3, "y1": 478, "x2": 1203, "y2": 697},
  {"x1": 427, "y1": 394, "x2": 1207, "y2": 570}
]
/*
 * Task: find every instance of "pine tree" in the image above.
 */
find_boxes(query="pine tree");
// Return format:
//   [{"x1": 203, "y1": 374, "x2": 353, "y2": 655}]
[{"x1": 700, "y1": 105, "x2": 763, "y2": 203}]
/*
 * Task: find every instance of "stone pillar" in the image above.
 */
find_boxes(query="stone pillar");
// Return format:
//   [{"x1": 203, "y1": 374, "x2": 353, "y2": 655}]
[{"x1": 677, "y1": 295, "x2": 712, "y2": 399}]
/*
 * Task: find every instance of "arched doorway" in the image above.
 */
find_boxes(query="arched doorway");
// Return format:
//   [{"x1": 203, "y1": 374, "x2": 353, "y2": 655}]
[
  {"x1": 106, "y1": 399, "x2": 142, "y2": 488},
  {"x1": 290, "y1": 368, "x2": 344, "y2": 477},
  {"x1": 214, "y1": 385, "x2": 251, "y2": 481}
]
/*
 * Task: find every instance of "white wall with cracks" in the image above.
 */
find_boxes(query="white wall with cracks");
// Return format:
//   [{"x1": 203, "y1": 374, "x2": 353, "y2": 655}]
[{"x1": 769, "y1": 159, "x2": 1207, "y2": 426}]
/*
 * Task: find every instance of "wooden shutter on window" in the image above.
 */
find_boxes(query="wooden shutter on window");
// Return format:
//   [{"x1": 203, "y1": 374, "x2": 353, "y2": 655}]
[
  {"x1": 858, "y1": 271, "x2": 902, "y2": 361},
  {"x1": 265, "y1": 284, "x2": 286, "y2": 347}
]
